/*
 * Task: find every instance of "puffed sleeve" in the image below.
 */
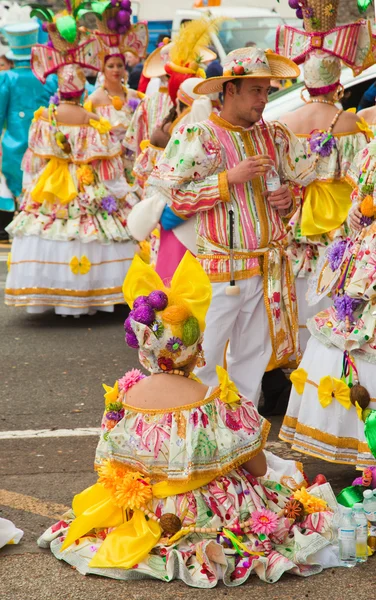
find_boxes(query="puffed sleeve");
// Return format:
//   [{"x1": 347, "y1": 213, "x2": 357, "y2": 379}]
[{"x1": 273, "y1": 122, "x2": 316, "y2": 186}]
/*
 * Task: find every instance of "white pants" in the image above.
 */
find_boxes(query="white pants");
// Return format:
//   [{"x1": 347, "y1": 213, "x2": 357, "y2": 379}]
[
  {"x1": 196, "y1": 276, "x2": 272, "y2": 406},
  {"x1": 296, "y1": 278, "x2": 331, "y2": 352}
]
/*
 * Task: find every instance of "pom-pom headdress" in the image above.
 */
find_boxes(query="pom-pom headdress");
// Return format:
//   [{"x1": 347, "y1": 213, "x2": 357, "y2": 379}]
[
  {"x1": 85, "y1": 0, "x2": 148, "y2": 66},
  {"x1": 123, "y1": 252, "x2": 212, "y2": 374},
  {"x1": 31, "y1": 1, "x2": 101, "y2": 97}
]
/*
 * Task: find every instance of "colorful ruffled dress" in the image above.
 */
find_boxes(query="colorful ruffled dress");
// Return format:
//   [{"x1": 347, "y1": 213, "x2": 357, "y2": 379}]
[
  {"x1": 281, "y1": 143, "x2": 376, "y2": 466},
  {"x1": 38, "y1": 367, "x2": 338, "y2": 587},
  {"x1": 287, "y1": 125, "x2": 369, "y2": 350},
  {"x1": 5, "y1": 110, "x2": 137, "y2": 315}
]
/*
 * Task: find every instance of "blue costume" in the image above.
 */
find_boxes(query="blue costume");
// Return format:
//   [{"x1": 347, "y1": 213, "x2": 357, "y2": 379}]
[{"x1": 0, "y1": 22, "x2": 57, "y2": 213}]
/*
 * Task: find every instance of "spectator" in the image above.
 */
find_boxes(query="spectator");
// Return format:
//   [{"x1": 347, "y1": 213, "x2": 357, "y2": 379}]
[{"x1": 126, "y1": 51, "x2": 144, "y2": 90}]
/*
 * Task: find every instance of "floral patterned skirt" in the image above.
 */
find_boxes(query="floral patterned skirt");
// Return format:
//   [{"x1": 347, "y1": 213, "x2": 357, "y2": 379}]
[{"x1": 38, "y1": 459, "x2": 337, "y2": 588}]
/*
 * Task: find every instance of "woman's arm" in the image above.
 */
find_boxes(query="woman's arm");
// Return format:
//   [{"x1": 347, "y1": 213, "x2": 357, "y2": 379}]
[{"x1": 241, "y1": 450, "x2": 267, "y2": 477}]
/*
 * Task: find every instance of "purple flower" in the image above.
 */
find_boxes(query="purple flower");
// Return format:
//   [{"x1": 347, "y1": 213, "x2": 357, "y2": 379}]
[
  {"x1": 333, "y1": 293, "x2": 362, "y2": 322},
  {"x1": 303, "y1": 7, "x2": 314, "y2": 17},
  {"x1": 166, "y1": 337, "x2": 184, "y2": 352},
  {"x1": 148, "y1": 290, "x2": 168, "y2": 311},
  {"x1": 327, "y1": 240, "x2": 347, "y2": 271},
  {"x1": 360, "y1": 215, "x2": 373, "y2": 227},
  {"x1": 125, "y1": 330, "x2": 139, "y2": 348},
  {"x1": 133, "y1": 304, "x2": 155, "y2": 325},
  {"x1": 101, "y1": 195, "x2": 118, "y2": 215},
  {"x1": 133, "y1": 295, "x2": 150, "y2": 309},
  {"x1": 49, "y1": 93, "x2": 60, "y2": 106},
  {"x1": 309, "y1": 131, "x2": 336, "y2": 157},
  {"x1": 128, "y1": 97, "x2": 141, "y2": 112},
  {"x1": 106, "y1": 409, "x2": 124, "y2": 422}
]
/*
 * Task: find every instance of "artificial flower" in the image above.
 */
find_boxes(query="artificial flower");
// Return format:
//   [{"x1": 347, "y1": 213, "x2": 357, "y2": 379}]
[
  {"x1": 166, "y1": 337, "x2": 184, "y2": 353},
  {"x1": 293, "y1": 487, "x2": 327, "y2": 514},
  {"x1": 102, "y1": 380, "x2": 119, "y2": 405},
  {"x1": 49, "y1": 93, "x2": 60, "y2": 106},
  {"x1": 118, "y1": 369, "x2": 146, "y2": 392},
  {"x1": 105, "y1": 410, "x2": 124, "y2": 422},
  {"x1": 151, "y1": 320, "x2": 164, "y2": 339},
  {"x1": 97, "y1": 460, "x2": 152, "y2": 509},
  {"x1": 355, "y1": 400, "x2": 364, "y2": 422},
  {"x1": 100, "y1": 195, "x2": 118, "y2": 215},
  {"x1": 333, "y1": 293, "x2": 362, "y2": 322},
  {"x1": 127, "y1": 97, "x2": 141, "y2": 112},
  {"x1": 309, "y1": 130, "x2": 336, "y2": 157},
  {"x1": 324, "y1": 3, "x2": 335, "y2": 16},
  {"x1": 89, "y1": 117, "x2": 112, "y2": 135},
  {"x1": 327, "y1": 240, "x2": 347, "y2": 271},
  {"x1": 290, "y1": 368, "x2": 308, "y2": 395},
  {"x1": 250, "y1": 508, "x2": 279, "y2": 536},
  {"x1": 157, "y1": 356, "x2": 174, "y2": 371},
  {"x1": 69, "y1": 255, "x2": 91, "y2": 275},
  {"x1": 317, "y1": 376, "x2": 351, "y2": 410},
  {"x1": 303, "y1": 7, "x2": 314, "y2": 17},
  {"x1": 76, "y1": 165, "x2": 95, "y2": 187},
  {"x1": 216, "y1": 365, "x2": 240, "y2": 404}
]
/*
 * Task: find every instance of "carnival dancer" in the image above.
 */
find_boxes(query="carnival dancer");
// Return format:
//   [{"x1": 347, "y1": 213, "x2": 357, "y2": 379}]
[
  {"x1": 280, "y1": 138, "x2": 376, "y2": 467},
  {"x1": 149, "y1": 47, "x2": 315, "y2": 402},
  {"x1": 5, "y1": 5, "x2": 136, "y2": 316},
  {"x1": 38, "y1": 251, "x2": 340, "y2": 586},
  {"x1": 84, "y1": 0, "x2": 148, "y2": 183},
  {"x1": 0, "y1": 21, "x2": 57, "y2": 240},
  {"x1": 276, "y1": 0, "x2": 374, "y2": 350},
  {"x1": 124, "y1": 30, "x2": 216, "y2": 161}
]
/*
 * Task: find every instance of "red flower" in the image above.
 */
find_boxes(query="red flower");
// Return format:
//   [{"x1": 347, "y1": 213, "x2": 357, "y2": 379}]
[{"x1": 157, "y1": 357, "x2": 174, "y2": 371}]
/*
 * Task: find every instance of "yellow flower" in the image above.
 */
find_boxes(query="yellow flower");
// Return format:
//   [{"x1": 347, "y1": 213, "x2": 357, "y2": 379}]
[
  {"x1": 102, "y1": 380, "x2": 119, "y2": 405},
  {"x1": 317, "y1": 376, "x2": 351, "y2": 410},
  {"x1": 355, "y1": 401, "x2": 364, "y2": 422},
  {"x1": 89, "y1": 117, "x2": 112, "y2": 135},
  {"x1": 69, "y1": 255, "x2": 91, "y2": 275},
  {"x1": 293, "y1": 487, "x2": 328, "y2": 514},
  {"x1": 216, "y1": 365, "x2": 240, "y2": 404},
  {"x1": 324, "y1": 3, "x2": 335, "y2": 16},
  {"x1": 357, "y1": 116, "x2": 374, "y2": 139},
  {"x1": 140, "y1": 139, "x2": 150, "y2": 152},
  {"x1": 7, "y1": 253, "x2": 11, "y2": 272},
  {"x1": 290, "y1": 368, "x2": 308, "y2": 395},
  {"x1": 98, "y1": 460, "x2": 152, "y2": 509},
  {"x1": 76, "y1": 165, "x2": 95, "y2": 187},
  {"x1": 33, "y1": 106, "x2": 44, "y2": 122}
]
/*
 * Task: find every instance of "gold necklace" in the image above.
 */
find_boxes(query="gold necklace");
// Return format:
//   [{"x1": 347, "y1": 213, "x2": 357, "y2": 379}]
[
  {"x1": 307, "y1": 98, "x2": 336, "y2": 106},
  {"x1": 60, "y1": 100, "x2": 81, "y2": 106}
]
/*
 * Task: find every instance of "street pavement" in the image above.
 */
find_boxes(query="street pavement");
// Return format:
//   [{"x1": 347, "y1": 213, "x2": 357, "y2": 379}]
[{"x1": 0, "y1": 245, "x2": 375, "y2": 599}]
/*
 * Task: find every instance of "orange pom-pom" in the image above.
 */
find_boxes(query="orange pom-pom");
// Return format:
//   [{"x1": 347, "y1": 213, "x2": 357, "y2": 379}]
[
  {"x1": 360, "y1": 195, "x2": 375, "y2": 218},
  {"x1": 162, "y1": 304, "x2": 190, "y2": 325},
  {"x1": 112, "y1": 96, "x2": 124, "y2": 111}
]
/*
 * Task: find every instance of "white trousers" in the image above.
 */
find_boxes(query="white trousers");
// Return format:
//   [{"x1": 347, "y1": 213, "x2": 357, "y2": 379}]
[
  {"x1": 196, "y1": 276, "x2": 272, "y2": 406},
  {"x1": 296, "y1": 278, "x2": 331, "y2": 352}
]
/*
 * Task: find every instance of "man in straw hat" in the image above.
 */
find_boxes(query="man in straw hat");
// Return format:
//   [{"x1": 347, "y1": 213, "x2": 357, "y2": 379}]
[{"x1": 149, "y1": 46, "x2": 316, "y2": 403}]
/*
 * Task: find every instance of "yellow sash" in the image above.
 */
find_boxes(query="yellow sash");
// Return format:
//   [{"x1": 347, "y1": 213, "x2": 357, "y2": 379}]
[
  {"x1": 301, "y1": 180, "x2": 352, "y2": 237},
  {"x1": 31, "y1": 157, "x2": 77, "y2": 205}
]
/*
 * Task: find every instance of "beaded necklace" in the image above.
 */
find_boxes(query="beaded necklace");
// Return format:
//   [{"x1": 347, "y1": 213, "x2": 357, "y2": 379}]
[{"x1": 102, "y1": 84, "x2": 127, "y2": 110}]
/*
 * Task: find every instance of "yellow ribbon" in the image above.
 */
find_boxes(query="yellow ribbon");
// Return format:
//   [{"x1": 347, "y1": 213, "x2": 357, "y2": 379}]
[
  {"x1": 89, "y1": 117, "x2": 112, "y2": 135},
  {"x1": 31, "y1": 157, "x2": 77, "y2": 205},
  {"x1": 123, "y1": 252, "x2": 212, "y2": 332},
  {"x1": 301, "y1": 180, "x2": 352, "y2": 237},
  {"x1": 216, "y1": 365, "x2": 240, "y2": 404},
  {"x1": 317, "y1": 376, "x2": 351, "y2": 410},
  {"x1": 290, "y1": 368, "x2": 308, "y2": 395},
  {"x1": 69, "y1": 255, "x2": 91, "y2": 275}
]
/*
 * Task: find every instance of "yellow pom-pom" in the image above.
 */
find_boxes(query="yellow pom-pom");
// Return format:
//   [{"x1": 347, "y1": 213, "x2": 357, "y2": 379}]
[
  {"x1": 360, "y1": 195, "x2": 375, "y2": 218},
  {"x1": 223, "y1": 70, "x2": 232, "y2": 77},
  {"x1": 112, "y1": 96, "x2": 124, "y2": 110},
  {"x1": 196, "y1": 67, "x2": 206, "y2": 79},
  {"x1": 163, "y1": 36, "x2": 170, "y2": 45}
]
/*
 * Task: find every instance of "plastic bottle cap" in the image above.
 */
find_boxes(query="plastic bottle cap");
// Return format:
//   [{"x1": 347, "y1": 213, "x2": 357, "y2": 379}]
[
  {"x1": 363, "y1": 490, "x2": 373, "y2": 499},
  {"x1": 353, "y1": 503, "x2": 364, "y2": 510}
]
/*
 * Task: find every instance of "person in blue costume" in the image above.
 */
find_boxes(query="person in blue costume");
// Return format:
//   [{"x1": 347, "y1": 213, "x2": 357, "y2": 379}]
[{"x1": 0, "y1": 22, "x2": 57, "y2": 239}]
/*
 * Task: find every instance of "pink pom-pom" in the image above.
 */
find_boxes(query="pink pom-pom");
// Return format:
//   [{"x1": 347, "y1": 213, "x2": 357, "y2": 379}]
[
  {"x1": 118, "y1": 368, "x2": 146, "y2": 392},
  {"x1": 125, "y1": 331, "x2": 139, "y2": 348},
  {"x1": 133, "y1": 304, "x2": 155, "y2": 325},
  {"x1": 148, "y1": 290, "x2": 168, "y2": 311},
  {"x1": 133, "y1": 295, "x2": 150, "y2": 309}
]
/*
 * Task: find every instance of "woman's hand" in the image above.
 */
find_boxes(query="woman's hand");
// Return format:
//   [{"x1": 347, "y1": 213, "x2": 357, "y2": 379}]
[{"x1": 349, "y1": 206, "x2": 363, "y2": 231}]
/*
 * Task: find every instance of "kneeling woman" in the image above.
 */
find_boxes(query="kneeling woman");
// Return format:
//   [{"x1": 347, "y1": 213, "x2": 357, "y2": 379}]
[{"x1": 39, "y1": 253, "x2": 338, "y2": 587}]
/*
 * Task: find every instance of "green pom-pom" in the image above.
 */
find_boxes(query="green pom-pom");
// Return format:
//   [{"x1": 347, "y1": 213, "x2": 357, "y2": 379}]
[{"x1": 182, "y1": 316, "x2": 200, "y2": 346}]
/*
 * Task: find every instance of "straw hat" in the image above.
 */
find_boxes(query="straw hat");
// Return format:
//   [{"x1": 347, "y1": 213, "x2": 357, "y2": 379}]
[
  {"x1": 194, "y1": 47, "x2": 300, "y2": 95},
  {"x1": 143, "y1": 41, "x2": 216, "y2": 79}
]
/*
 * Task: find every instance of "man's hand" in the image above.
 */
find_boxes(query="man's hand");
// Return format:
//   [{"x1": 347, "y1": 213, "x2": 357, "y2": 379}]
[
  {"x1": 349, "y1": 206, "x2": 363, "y2": 231},
  {"x1": 227, "y1": 155, "x2": 274, "y2": 185},
  {"x1": 267, "y1": 184, "x2": 292, "y2": 212}
]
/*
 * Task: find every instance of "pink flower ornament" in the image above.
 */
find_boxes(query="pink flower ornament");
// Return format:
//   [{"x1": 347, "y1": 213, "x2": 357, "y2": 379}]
[
  {"x1": 118, "y1": 368, "x2": 146, "y2": 392},
  {"x1": 250, "y1": 508, "x2": 279, "y2": 536}
]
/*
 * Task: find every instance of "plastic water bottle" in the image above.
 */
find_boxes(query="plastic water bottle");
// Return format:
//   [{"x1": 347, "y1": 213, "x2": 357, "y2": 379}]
[
  {"x1": 363, "y1": 489, "x2": 376, "y2": 525},
  {"x1": 353, "y1": 503, "x2": 368, "y2": 562},
  {"x1": 338, "y1": 506, "x2": 356, "y2": 567},
  {"x1": 265, "y1": 165, "x2": 281, "y2": 192}
]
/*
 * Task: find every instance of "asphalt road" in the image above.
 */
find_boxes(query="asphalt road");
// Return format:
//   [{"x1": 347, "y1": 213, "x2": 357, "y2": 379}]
[{"x1": 0, "y1": 245, "x2": 375, "y2": 600}]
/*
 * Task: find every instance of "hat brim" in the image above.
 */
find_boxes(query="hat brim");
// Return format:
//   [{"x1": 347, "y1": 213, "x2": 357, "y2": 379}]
[
  {"x1": 194, "y1": 53, "x2": 300, "y2": 95},
  {"x1": 6, "y1": 50, "x2": 30, "y2": 60},
  {"x1": 143, "y1": 43, "x2": 217, "y2": 79}
]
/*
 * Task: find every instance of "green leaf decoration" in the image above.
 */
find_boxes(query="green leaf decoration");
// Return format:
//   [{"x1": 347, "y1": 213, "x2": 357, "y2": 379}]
[
  {"x1": 357, "y1": 0, "x2": 372, "y2": 13},
  {"x1": 75, "y1": 7, "x2": 92, "y2": 19},
  {"x1": 56, "y1": 15, "x2": 78, "y2": 43},
  {"x1": 90, "y1": 1, "x2": 112, "y2": 18},
  {"x1": 30, "y1": 6, "x2": 54, "y2": 22}
]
